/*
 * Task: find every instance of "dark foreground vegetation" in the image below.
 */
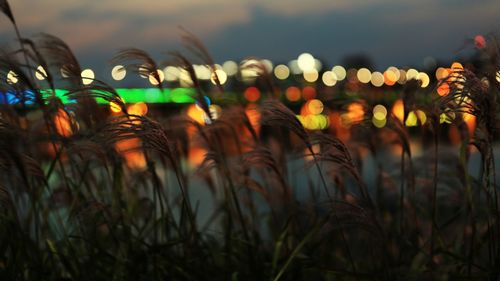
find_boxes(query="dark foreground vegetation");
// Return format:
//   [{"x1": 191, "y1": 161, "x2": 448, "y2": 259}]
[{"x1": 1, "y1": 1, "x2": 500, "y2": 280}]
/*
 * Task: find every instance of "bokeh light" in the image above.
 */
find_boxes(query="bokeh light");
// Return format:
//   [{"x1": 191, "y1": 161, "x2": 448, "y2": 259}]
[
  {"x1": 372, "y1": 104, "x2": 387, "y2": 120},
  {"x1": 222, "y1": 60, "x2": 238, "y2": 76},
  {"x1": 81, "y1": 69, "x2": 95, "y2": 85},
  {"x1": 148, "y1": 69, "x2": 165, "y2": 86},
  {"x1": 35, "y1": 66, "x2": 47, "y2": 80},
  {"x1": 211, "y1": 69, "x2": 227, "y2": 85},
  {"x1": 321, "y1": 71, "x2": 337, "y2": 86},
  {"x1": 357, "y1": 68, "x2": 371, "y2": 84},
  {"x1": 303, "y1": 69, "x2": 319, "y2": 82},
  {"x1": 307, "y1": 99, "x2": 324, "y2": 115},
  {"x1": 392, "y1": 99, "x2": 404, "y2": 122},
  {"x1": 244, "y1": 87, "x2": 261, "y2": 102},
  {"x1": 286, "y1": 86, "x2": 301, "y2": 102},
  {"x1": 474, "y1": 35, "x2": 486, "y2": 49},
  {"x1": 164, "y1": 66, "x2": 180, "y2": 81},
  {"x1": 417, "y1": 72, "x2": 430, "y2": 88},
  {"x1": 406, "y1": 69, "x2": 418, "y2": 81},
  {"x1": 7, "y1": 70, "x2": 18, "y2": 84},
  {"x1": 274, "y1": 64, "x2": 290, "y2": 80},
  {"x1": 111, "y1": 65, "x2": 126, "y2": 81},
  {"x1": 332, "y1": 65, "x2": 347, "y2": 81},
  {"x1": 370, "y1": 71, "x2": 384, "y2": 87},
  {"x1": 128, "y1": 102, "x2": 148, "y2": 116},
  {"x1": 302, "y1": 86, "x2": 316, "y2": 100},
  {"x1": 437, "y1": 82, "x2": 450, "y2": 96},
  {"x1": 297, "y1": 53, "x2": 315, "y2": 71}
]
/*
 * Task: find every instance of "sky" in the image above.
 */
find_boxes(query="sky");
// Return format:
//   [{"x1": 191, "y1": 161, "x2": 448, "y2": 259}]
[{"x1": 1, "y1": 0, "x2": 499, "y2": 80}]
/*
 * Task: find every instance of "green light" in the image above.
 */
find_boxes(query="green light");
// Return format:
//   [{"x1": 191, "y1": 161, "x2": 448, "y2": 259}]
[{"x1": 41, "y1": 88, "x2": 197, "y2": 104}]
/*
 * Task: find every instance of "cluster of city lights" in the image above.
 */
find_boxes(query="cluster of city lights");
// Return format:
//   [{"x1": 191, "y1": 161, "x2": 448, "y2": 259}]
[{"x1": 6, "y1": 53, "x2": 499, "y2": 90}]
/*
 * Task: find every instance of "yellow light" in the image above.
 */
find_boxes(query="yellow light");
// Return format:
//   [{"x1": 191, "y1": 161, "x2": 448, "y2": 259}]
[
  {"x1": 6, "y1": 70, "x2": 18, "y2": 84},
  {"x1": 372, "y1": 104, "x2": 387, "y2": 120},
  {"x1": 322, "y1": 71, "x2": 337, "y2": 86},
  {"x1": 164, "y1": 66, "x2": 180, "y2": 81},
  {"x1": 372, "y1": 116, "x2": 386, "y2": 128},
  {"x1": 274, "y1": 64, "x2": 290, "y2": 80},
  {"x1": 406, "y1": 68, "x2": 418, "y2": 81},
  {"x1": 148, "y1": 69, "x2": 165, "y2": 86},
  {"x1": 370, "y1": 71, "x2": 384, "y2": 87},
  {"x1": 357, "y1": 68, "x2": 371, "y2": 84},
  {"x1": 222, "y1": 60, "x2": 238, "y2": 76},
  {"x1": 405, "y1": 111, "x2": 418, "y2": 126},
  {"x1": 35, "y1": 66, "x2": 47, "y2": 80},
  {"x1": 332, "y1": 65, "x2": 346, "y2": 81},
  {"x1": 303, "y1": 69, "x2": 318, "y2": 83},
  {"x1": 297, "y1": 53, "x2": 315, "y2": 71},
  {"x1": 307, "y1": 99, "x2": 324, "y2": 115},
  {"x1": 81, "y1": 69, "x2": 95, "y2": 85},
  {"x1": 440, "y1": 112, "x2": 455, "y2": 124},
  {"x1": 111, "y1": 65, "x2": 126, "y2": 81},
  {"x1": 417, "y1": 72, "x2": 430, "y2": 88},
  {"x1": 495, "y1": 70, "x2": 500, "y2": 83},
  {"x1": 416, "y1": 110, "x2": 427, "y2": 125},
  {"x1": 110, "y1": 101, "x2": 122, "y2": 113},
  {"x1": 211, "y1": 69, "x2": 227, "y2": 85}
]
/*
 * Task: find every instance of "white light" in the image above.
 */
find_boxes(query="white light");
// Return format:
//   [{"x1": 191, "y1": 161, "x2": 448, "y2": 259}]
[
  {"x1": 297, "y1": 53, "x2": 315, "y2": 72},
  {"x1": 35, "y1": 66, "x2": 47, "y2": 80},
  {"x1": 163, "y1": 66, "x2": 180, "y2": 81},
  {"x1": 6, "y1": 70, "x2": 18, "y2": 84},
  {"x1": 148, "y1": 69, "x2": 165, "y2": 85},
  {"x1": 274, "y1": 64, "x2": 290, "y2": 80},
  {"x1": 111, "y1": 65, "x2": 126, "y2": 81},
  {"x1": 211, "y1": 69, "x2": 227, "y2": 85},
  {"x1": 81, "y1": 69, "x2": 95, "y2": 85},
  {"x1": 222, "y1": 61, "x2": 238, "y2": 76}
]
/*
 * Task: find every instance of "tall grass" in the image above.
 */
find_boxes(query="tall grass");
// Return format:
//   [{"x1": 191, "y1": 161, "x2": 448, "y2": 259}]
[{"x1": 0, "y1": 2, "x2": 499, "y2": 280}]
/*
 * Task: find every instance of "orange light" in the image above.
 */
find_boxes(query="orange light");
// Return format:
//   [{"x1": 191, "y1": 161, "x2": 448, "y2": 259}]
[
  {"x1": 244, "y1": 87, "x2": 261, "y2": 102},
  {"x1": 384, "y1": 70, "x2": 397, "y2": 86},
  {"x1": 392, "y1": 99, "x2": 404, "y2": 123},
  {"x1": 127, "y1": 102, "x2": 148, "y2": 116},
  {"x1": 54, "y1": 109, "x2": 73, "y2": 137},
  {"x1": 187, "y1": 104, "x2": 206, "y2": 125},
  {"x1": 302, "y1": 86, "x2": 316, "y2": 101},
  {"x1": 285, "y1": 86, "x2": 301, "y2": 102},
  {"x1": 437, "y1": 82, "x2": 450, "y2": 96},
  {"x1": 115, "y1": 138, "x2": 146, "y2": 170}
]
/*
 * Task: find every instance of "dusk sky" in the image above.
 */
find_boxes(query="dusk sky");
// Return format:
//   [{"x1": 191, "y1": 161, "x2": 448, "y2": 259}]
[{"x1": 1, "y1": 0, "x2": 499, "y2": 77}]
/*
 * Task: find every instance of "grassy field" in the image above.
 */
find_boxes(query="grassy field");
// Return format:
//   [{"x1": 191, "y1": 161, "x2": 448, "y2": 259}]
[{"x1": 1, "y1": 1, "x2": 500, "y2": 280}]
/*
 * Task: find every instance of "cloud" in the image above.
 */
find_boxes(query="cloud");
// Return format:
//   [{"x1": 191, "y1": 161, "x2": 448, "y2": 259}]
[{"x1": 0, "y1": 0, "x2": 498, "y2": 71}]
